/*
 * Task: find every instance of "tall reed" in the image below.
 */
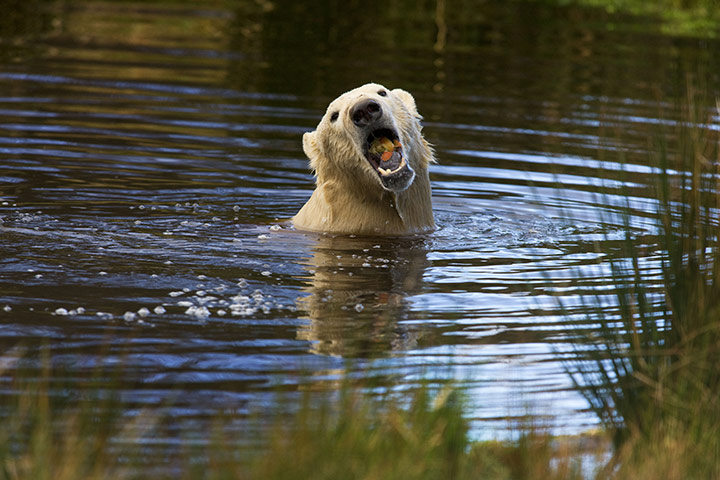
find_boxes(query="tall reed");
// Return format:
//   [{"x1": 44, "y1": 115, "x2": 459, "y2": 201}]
[{"x1": 562, "y1": 87, "x2": 720, "y2": 477}]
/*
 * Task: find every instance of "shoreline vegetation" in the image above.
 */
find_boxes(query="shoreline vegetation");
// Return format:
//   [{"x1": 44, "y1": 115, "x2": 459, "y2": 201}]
[{"x1": 538, "y1": 0, "x2": 720, "y2": 37}]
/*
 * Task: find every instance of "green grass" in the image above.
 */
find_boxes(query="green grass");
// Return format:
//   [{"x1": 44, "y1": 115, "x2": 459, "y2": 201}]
[
  {"x1": 0, "y1": 350, "x2": 596, "y2": 480},
  {"x1": 561, "y1": 86, "x2": 720, "y2": 478}
]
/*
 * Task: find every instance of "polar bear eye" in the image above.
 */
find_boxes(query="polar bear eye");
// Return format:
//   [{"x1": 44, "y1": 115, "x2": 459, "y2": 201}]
[
  {"x1": 330, "y1": 111, "x2": 339, "y2": 122},
  {"x1": 377, "y1": 90, "x2": 387, "y2": 97}
]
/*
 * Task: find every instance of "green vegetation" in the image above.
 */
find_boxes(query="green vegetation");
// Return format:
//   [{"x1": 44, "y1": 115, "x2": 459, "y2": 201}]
[
  {"x1": 0, "y1": 357, "x2": 593, "y2": 480},
  {"x1": 540, "y1": 0, "x2": 720, "y2": 37},
  {"x1": 561, "y1": 86, "x2": 720, "y2": 478}
]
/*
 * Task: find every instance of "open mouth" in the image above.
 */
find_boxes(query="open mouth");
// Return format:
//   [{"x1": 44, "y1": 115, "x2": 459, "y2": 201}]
[{"x1": 364, "y1": 128, "x2": 410, "y2": 176}]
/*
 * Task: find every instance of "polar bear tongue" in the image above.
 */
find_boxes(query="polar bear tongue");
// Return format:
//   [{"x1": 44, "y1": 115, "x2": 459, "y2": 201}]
[{"x1": 377, "y1": 150, "x2": 405, "y2": 176}]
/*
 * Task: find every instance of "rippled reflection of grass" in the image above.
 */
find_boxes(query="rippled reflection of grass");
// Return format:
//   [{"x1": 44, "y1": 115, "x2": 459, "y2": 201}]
[{"x1": 560, "y1": 89, "x2": 720, "y2": 478}]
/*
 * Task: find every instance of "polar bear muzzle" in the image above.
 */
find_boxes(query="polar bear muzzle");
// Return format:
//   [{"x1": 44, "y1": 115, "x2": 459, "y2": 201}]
[{"x1": 350, "y1": 100, "x2": 415, "y2": 192}]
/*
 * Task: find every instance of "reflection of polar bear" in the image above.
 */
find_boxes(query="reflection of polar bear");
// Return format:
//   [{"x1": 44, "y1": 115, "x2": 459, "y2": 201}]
[
  {"x1": 293, "y1": 83, "x2": 435, "y2": 235},
  {"x1": 296, "y1": 235, "x2": 429, "y2": 357}
]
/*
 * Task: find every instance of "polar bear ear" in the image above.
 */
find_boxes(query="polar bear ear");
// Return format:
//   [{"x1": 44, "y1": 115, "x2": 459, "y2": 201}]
[
  {"x1": 303, "y1": 131, "x2": 322, "y2": 161},
  {"x1": 391, "y1": 88, "x2": 420, "y2": 116}
]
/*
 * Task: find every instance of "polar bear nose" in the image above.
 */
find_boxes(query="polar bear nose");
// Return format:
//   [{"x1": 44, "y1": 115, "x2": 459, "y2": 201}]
[{"x1": 350, "y1": 99, "x2": 382, "y2": 127}]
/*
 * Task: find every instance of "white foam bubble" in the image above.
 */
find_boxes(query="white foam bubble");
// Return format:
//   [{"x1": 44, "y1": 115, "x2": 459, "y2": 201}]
[{"x1": 185, "y1": 305, "x2": 210, "y2": 319}]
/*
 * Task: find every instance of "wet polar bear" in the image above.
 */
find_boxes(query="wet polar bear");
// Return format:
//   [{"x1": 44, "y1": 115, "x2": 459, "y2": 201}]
[{"x1": 292, "y1": 83, "x2": 435, "y2": 236}]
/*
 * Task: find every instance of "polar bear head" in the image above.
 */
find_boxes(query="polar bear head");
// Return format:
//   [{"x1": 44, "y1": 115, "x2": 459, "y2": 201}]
[
  {"x1": 294, "y1": 83, "x2": 435, "y2": 235},
  {"x1": 302, "y1": 83, "x2": 430, "y2": 194}
]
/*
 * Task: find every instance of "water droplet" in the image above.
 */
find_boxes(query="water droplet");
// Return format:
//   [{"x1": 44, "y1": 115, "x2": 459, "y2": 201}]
[
  {"x1": 137, "y1": 307, "x2": 150, "y2": 317},
  {"x1": 153, "y1": 306, "x2": 166, "y2": 315},
  {"x1": 354, "y1": 304, "x2": 364, "y2": 312}
]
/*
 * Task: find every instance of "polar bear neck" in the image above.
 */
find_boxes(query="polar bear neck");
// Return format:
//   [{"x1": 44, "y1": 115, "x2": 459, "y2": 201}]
[{"x1": 293, "y1": 161, "x2": 434, "y2": 236}]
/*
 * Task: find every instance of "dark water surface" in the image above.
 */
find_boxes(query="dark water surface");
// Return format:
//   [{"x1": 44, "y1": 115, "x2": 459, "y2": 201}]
[{"x1": 1, "y1": 0, "x2": 719, "y2": 450}]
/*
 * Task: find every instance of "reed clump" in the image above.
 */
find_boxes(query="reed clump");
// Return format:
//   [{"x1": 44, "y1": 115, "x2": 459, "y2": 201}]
[{"x1": 563, "y1": 90, "x2": 720, "y2": 478}]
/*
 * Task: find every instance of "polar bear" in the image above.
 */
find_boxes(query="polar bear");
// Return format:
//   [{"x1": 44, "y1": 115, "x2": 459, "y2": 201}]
[{"x1": 292, "y1": 83, "x2": 435, "y2": 236}]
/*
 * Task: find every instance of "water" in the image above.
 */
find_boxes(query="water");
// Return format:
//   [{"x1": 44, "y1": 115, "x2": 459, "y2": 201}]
[{"x1": 1, "y1": 0, "x2": 719, "y2": 451}]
